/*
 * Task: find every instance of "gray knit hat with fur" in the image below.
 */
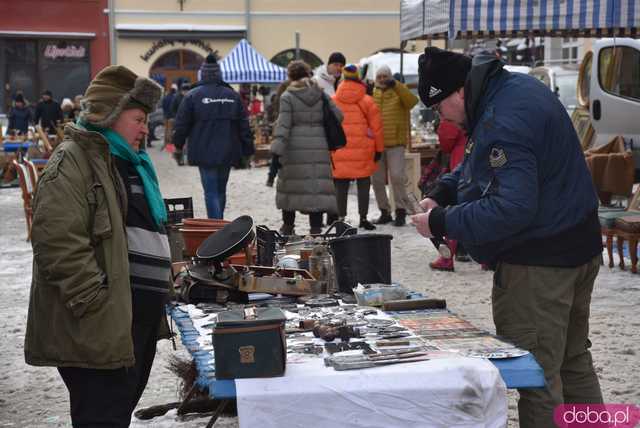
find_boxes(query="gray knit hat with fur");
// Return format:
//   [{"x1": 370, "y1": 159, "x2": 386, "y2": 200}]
[{"x1": 79, "y1": 65, "x2": 163, "y2": 128}]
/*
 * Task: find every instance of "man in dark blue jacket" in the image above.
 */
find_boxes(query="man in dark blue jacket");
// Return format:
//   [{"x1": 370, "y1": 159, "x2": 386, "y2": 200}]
[
  {"x1": 172, "y1": 54, "x2": 254, "y2": 219},
  {"x1": 412, "y1": 48, "x2": 603, "y2": 427},
  {"x1": 7, "y1": 94, "x2": 32, "y2": 135}
]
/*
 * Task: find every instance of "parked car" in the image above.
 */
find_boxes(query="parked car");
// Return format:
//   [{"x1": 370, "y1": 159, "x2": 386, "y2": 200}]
[
  {"x1": 529, "y1": 64, "x2": 580, "y2": 115},
  {"x1": 147, "y1": 108, "x2": 164, "y2": 143},
  {"x1": 586, "y1": 38, "x2": 640, "y2": 173}
]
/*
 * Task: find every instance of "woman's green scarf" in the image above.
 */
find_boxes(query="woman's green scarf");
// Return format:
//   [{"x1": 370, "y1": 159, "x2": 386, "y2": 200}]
[{"x1": 80, "y1": 121, "x2": 167, "y2": 228}]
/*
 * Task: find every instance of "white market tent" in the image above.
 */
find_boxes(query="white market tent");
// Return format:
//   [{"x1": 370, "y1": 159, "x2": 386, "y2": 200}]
[
  {"x1": 359, "y1": 52, "x2": 422, "y2": 81},
  {"x1": 401, "y1": 0, "x2": 639, "y2": 40},
  {"x1": 219, "y1": 39, "x2": 287, "y2": 83}
]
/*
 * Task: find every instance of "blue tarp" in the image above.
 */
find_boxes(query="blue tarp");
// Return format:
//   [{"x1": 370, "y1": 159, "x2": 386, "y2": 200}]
[{"x1": 220, "y1": 39, "x2": 287, "y2": 84}]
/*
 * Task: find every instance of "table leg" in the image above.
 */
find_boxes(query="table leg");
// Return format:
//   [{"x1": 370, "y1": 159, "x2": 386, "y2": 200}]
[
  {"x1": 629, "y1": 238, "x2": 638, "y2": 274},
  {"x1": 606, "y1": 233, "x2": 614, "y2": 268},
  {"x1": 177, "y1": 385, "x2": 198, "y2": 415},
  {"x1": 206, "y1": 399, "x2": 229, "y2": 428},
  {"x1": 617, "y1": 235, "x2": 626, "y2": 270}
]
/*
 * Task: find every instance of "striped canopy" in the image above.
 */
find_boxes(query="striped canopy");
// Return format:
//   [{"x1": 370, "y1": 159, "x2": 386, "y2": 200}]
[
  {"x1": 401, "y1": 0, "x2": 639, "y2": 40},
  {"x1": 220, "y1": 39, "x2": 287, "y2": 83}
]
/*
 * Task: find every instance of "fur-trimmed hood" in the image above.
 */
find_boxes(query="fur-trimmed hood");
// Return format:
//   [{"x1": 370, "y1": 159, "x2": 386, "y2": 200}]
[{"x1": 79, "y1": 65, "x2": 163, "y2": 128}]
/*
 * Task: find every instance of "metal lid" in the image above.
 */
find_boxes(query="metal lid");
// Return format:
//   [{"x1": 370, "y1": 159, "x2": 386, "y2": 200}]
[{"x1": 196, "y1": 215, "x2": 255, "y2": 261}]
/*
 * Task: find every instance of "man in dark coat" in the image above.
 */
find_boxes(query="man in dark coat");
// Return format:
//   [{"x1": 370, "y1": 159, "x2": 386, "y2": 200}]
[
  {"x1": 172, "y1": 54, "x2": 254, "y2": 219},
  {"x1": 34, "y1": 90, "x2": 63, "y2": 133},
  {"x1": 412, "y1": 47, "x2": 603, "y2": 428},
  {"x1": 170, "y1": 83, "x2": 190, "y2": 119},
  {"x1": 6, "y1": 94, "x2": 32, "y2": 135}
]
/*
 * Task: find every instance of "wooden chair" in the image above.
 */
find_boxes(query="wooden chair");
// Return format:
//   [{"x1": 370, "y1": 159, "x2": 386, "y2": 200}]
[
  {"x1": 36, "y1": 125, "x2": 54, "y2": 153},
  {"x1": 24, "y1": 159, "x2": 38, "y2": 190},
  {"x1": 601, "y1": 187, "x2": 640, "y2": 272},
  {"x1": 12, "y1": 159, "x2": 34, "y2": 241}
]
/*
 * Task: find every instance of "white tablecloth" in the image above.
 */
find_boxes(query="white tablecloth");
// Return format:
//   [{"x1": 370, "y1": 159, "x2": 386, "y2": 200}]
[{"x1": 236, "y1": 356, "x2": 507, "y2": 428}]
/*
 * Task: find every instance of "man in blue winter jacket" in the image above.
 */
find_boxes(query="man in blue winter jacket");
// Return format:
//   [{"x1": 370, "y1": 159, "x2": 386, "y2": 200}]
[
  {"x1": 172, "y1": 53, "x2": 254, "y2": 219},
  {"x1": 412, "y1": 47, "x2": 603, "y2": 427}
]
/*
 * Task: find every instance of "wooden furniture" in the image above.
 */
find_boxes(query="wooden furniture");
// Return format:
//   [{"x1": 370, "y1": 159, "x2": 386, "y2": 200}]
[
  {"x1": 36, "y1": 125, "x2": 54, "y2": 153},
  {"x1": 409, "y1": 137, "x2": 439, "y2": 165},
  {"x1": 24, "y1": 159, "x2": 38, "y2": 189},
  {"x1": 600, "y1": 187, "x2": 640, "y2": 272},
  {"x1": 612, "y1": 216, "x2": 640, "y2": 273},
  {"x1": 12, "y1": 159, "x2": 35, "y2": 240}
]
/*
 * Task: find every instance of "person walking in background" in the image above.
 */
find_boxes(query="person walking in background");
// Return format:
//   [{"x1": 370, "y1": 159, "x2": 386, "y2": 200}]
[
  {"x1": 428, "y1": 119, "x2": 467, "y2": 271},
  {"x1": 331, "y1": 64, "x2": 384, "y2": 231},
  {"x1": 6, "y1": 94, "x2": 32, "y2": 136},
  {"x1": 173, "y1": 53, "x2": 254, "y2": 219},
  {"x1": 61, "y1": 98, "x2": 75, "y2": 122},
  {"x1": 72, "y1": 95, "x2": 82, "y2": 119},
  {"x1": 25, "y1": 65, "x2": 171, "y2": 427},
  {"x1": 315, "y1": 52, "x2": 346, "y2": 97},
  {"x1": 171, "y1": 82, "x2": 190, "y2": 121},
  {"x1": 271, "y1": 60, "x2": 340, "y2": 235},
  {"x1": 266, "y1": 80, "x2": 291, "y2": 187},
  {"x1": 34, "y1": 90, "x2": 63, "y2": 133},
  {"x1": 161, "y1": 83, "x2": 177, "y2": 149},
  {"x1": 371, "y1": 65, "x2": 419, "y2": 227}
]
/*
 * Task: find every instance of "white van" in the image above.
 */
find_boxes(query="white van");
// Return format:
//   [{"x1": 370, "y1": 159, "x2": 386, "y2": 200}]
[{"x1": 586, "y1": 38, "x2": 640, "y2": 172}]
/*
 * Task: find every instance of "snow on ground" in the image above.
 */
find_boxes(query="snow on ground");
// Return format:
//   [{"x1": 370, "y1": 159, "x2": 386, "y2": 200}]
[{"x1": 1, "y1": 144, "x2": 638, "y2": 427}]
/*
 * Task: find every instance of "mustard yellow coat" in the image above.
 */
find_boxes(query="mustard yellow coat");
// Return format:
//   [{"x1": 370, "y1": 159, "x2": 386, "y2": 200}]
[{"x1": 372, "y1": 82, "x2": 419, "y2": 148}]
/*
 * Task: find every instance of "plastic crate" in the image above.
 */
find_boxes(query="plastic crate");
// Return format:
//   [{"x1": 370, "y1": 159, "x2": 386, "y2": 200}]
[{"x1": 164, "y1": 197, "x2": 193, "y2": 225}]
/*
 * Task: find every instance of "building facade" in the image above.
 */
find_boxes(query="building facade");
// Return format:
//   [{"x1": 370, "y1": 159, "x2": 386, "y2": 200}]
[
  {"x1": 0, "y1": 0, "x2": 110, "y2": 113},
  {"x1": 111, "y1": 0, "x2": 406, "y2": 90}
]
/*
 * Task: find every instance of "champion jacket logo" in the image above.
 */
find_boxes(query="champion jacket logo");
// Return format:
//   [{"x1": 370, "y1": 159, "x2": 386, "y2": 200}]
[
  {"x1": 202, "y1": 97, "x2": 235, "y2": 104},
  {"x1": 429, "y1": 86, "x2": 442, "y2": 98}
]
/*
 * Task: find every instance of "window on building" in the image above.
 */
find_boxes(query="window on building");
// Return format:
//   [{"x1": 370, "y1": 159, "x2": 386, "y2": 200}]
[
  {"x1": 271, "y1": 49, "x2": 322, "y2": 69},
  {"x1": 39, "y1": 40, "x2": 91, "y2": 102},
  {"x1": 4, "y1": 40, "x2": 38, "y2": 105},
  {"x1": 598, "y1": 46, "x2": 640, "y2": 101},
  {"x1": 561, "y1": 37, "x2": 580, "y2": 61}
]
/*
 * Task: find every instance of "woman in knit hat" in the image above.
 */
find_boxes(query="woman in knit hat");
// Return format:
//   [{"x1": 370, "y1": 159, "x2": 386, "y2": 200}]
[
  {"x1": 331, "y1": 64, "x2": 384, "y2": 230},
  {"x1": 25, "y1": 65, "x2": 171, "y2": 427},
  {"x1": 271, "y1": 60, "x2": 341, "y2": 235}
]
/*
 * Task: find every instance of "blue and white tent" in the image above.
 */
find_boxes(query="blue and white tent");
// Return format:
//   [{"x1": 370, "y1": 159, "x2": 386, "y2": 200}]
[
  {"x1": 401, "y1": 0, "x2": 639, "y2": 40},
  {"x1": 220, "y1": 39, "x2": 287, "y2": 83}
]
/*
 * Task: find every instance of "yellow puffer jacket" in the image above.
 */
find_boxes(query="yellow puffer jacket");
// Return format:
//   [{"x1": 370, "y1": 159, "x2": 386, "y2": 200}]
[{"x1": 372, "y1": 82, "x2": 419, "y2": 148}]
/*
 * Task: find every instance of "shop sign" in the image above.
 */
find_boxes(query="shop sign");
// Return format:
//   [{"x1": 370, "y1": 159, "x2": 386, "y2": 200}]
[
  {"x1": 140, "y1": 39, "x2": 215, "y2": 62},
  {"x1": 44, "y1": 44, "x2": 87, "y2": 60}
]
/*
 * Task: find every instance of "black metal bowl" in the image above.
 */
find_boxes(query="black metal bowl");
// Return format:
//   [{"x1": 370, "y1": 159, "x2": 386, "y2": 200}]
[{"x1": 196, "y1": 215, "x2": 255, "y2": 262}]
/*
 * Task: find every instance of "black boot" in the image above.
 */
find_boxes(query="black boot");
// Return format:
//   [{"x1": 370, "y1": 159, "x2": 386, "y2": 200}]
[
  {"x1": 394, "y1": 209, "x2": 406, "y2": 227},
  {"x1": 309, "y1": 226, "x2": 322, "y2": 235},
  {"x1": 374, "y1": 209, "x2": 393, "y2": 225},
  {"x1": 359, "y1": 217, "x2": 376, "y2": 231},
  {"x1": 279, "y1": 224, "x2": 295, "y2": 236}
]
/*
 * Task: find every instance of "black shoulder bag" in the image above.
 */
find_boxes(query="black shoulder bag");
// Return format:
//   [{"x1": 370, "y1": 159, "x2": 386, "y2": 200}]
[{"x1": 321, "y1": 94, "x2": 347, "y2": 151}]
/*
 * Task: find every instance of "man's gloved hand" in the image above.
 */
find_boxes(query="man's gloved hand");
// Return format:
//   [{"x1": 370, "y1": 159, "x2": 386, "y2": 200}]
[
  {"x1": 386, "y1": 79, "x2": 396, "y2": 88},
  {"x1": 374, "y1": 152, "x2": 382, "y2": 162},
  {"x1": 411, "y1": 209, "x2": 433, "y2": 238},
  {"x1": 173, "y1": 149, "x2": 184, "y2": 166}
]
